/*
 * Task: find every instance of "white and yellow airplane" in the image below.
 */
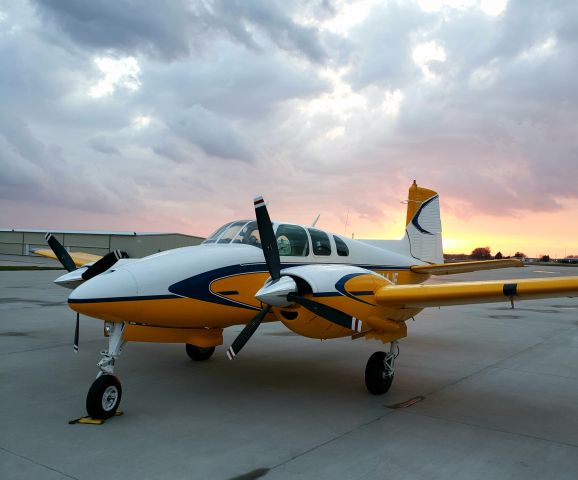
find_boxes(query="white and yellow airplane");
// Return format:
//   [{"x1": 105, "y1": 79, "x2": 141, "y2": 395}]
[{"x1": 37, "y1": 181, "x2": 578, "y2": 420}]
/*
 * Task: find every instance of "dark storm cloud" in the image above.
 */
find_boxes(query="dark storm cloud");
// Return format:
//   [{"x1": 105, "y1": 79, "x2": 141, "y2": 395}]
[
  {"x1": 32, "y1": 0, "x2": 198, "y2": 60},
  {"x1": 0, "y1": 114, "x2": 121, "y2": 213},
  {"x1": 170, "y1": 105, "x2": 255, "y2": 162},
  {"x1": 203, "y1": 0, "x2": 328, "y2": 63},
  {"x1": 136, "y1": 44, "x2": 329, "y2": 120},
  {"x1": 345, "y1": 1, "x2": 432, "y2": 90},
  {"x1": 33, "y1": 0, "x2": 330, "y2": 63},
  {"x1": 88, "y1": 136, "x2": 120, "y2": 155}
]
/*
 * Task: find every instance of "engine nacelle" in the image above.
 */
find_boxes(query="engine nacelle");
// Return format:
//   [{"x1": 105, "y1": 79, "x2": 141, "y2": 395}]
[{"x1": 268, "y1": 265, "x2": 415, "y2": 341}]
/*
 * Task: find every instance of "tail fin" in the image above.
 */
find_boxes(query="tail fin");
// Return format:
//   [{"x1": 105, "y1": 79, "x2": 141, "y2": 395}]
[{"x1": 405, "y1": 181, "x2": 443, "y2": 264}]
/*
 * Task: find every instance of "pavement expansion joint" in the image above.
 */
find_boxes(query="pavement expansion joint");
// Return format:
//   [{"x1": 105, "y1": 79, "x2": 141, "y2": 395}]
[
  {"x1": 399, "y1": 409, "x2": 578, "y2": 449},
  {"x1": 422, "y1": 324, "x2": 577, "y2": 401},
  {"x1": 265, "y1": 410, "x2": 395, "y2": 475},
  {"x1": 0, "y1": 446, "x2": 80, "y2": 480}
]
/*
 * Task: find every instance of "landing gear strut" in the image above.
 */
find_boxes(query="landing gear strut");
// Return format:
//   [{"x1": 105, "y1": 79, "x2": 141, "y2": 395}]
[
  {"x1": 86, "y1": 322, "x2": 125, "y2": 419},
  {"x1": 365, "y1": 341, "x2": 398, "y2": 395}
]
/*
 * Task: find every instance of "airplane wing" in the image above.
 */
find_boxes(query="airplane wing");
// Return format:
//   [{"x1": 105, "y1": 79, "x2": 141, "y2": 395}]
[
  {"x1": 410, "y1": 259, "x2": 523, "y2": 275},
  {"x1": 375, "y1": 277, "x2": 578, "y2": 308},
  {"x1": 33, "y1": 248, "x2": 102, "y2": 267}
]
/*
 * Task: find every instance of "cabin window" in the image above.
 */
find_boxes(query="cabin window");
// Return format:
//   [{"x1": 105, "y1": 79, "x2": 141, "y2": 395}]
[
  {"x1": 216, "y1": 221, "x2": 250, "y2": 244},
  {"x1": 308, "y1": 228, "x2": 331, "y2": 256},
  {"x1": 276, "y1": 224, "x2": 310, "y2": 256},
  {"x1": 333, "y1": 235, "x2": 349, "y2": 256}
]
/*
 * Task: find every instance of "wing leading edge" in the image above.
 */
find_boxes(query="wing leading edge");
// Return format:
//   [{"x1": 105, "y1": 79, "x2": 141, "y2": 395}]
[
  {"x1": 33, "y1": 249, "x2": 102, "y2": 267},
  {"x1": 375, "y1": 276, "x2": 578, "y2": 308}
]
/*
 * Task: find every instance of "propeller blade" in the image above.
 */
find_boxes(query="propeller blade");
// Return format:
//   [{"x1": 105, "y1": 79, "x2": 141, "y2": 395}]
[
  {"x1": 81, "y1": 250, "x2": 127, "y2": 281},
  {"x1": 74, "y1": 313, "x2": 79, "y2": 353},
  {"x1": 254, "y1": 196, "x2": 281, "y2": 281},
  {"x1": 226, "y1": 305, "x2": 272, "y2": 360},
  {"x1": 45, "y1": 233, "x2": 76, "y2": 272},
  {"x1": 287, "y1": 293, "x2": 363, "y2": 333}
]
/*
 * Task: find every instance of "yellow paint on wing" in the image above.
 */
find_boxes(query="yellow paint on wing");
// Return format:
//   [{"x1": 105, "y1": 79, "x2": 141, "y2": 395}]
[{"x1": 34, "y1": 248, "x2": 102, "y2": 267}]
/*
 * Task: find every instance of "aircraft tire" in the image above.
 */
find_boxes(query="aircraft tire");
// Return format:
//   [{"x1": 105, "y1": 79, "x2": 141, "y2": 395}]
[
  {"x1": 186, "y1": 344, "x2": 215, "y2": 361},
  {"x1": 364, "y1": 352, "x2": 394, "y2": 395},
  {"x1": 86, "y1": 374, "x2": 122, "y2": 419}
]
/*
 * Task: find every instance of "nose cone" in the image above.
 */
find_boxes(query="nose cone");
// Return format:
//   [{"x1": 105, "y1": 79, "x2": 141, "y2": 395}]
[
  {"x1": 68, "y1": 269, "x2": 138, "y2": 322},
  {"x1": 255, "y1": 276, "x2": 297, "y2": 307}
]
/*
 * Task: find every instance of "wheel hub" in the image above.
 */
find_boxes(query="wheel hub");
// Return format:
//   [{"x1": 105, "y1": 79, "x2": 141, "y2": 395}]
[{"x1": 102, "y1": 385, "x2": 119, "y2": 411}]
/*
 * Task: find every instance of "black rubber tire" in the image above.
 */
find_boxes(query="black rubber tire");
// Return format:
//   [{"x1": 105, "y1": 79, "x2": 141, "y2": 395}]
[
  {"x1": 186, "y1": 344, "x2": 215, "y2": 361},
  {"x1": 365, "y1": 351, "x2": 394, "y2": 395},
  {"x1": 86, "y1": 374, "x2": 122, "y2": 419}
]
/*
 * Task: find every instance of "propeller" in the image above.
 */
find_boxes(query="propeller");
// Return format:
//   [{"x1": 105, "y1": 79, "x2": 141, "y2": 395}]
[
  {"x1": 74, "y1": 312, "x2": 79, "y2": 353},
  {"x1": 45, "y1": 234, "x2": 128, "y2": 353},
  {"x1": 81, "y1": 250, "x2": 128, "y2": 281},
  {"x1": 226, "y1": 305, "x2": 271, "y2": 360},
  {"x1": 45, "y1": 233, "x2": 77, "y2": 272},
  {"x1": 226, "y1": 196, "x2": 363, "y2": 360},
  {"x1": 254, "y1": 196, "x2": 281, "y2": 280},
  {"x1": 286, "y1": 293, "x2": 362, "y2": 333}
]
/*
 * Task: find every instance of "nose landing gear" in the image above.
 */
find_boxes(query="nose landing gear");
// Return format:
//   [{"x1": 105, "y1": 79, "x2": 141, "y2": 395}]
[
  {"x1": 86, "y1": 322, "x2": 125, "y2": 419},
  {"x1": 365, "y1": 340, "x2": 398, "y2": 395}
]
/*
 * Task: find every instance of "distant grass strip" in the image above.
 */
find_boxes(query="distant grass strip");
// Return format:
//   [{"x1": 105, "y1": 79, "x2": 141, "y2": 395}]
[{"x1": 0, "y1": 266, "x2": 64, "y2": 271}]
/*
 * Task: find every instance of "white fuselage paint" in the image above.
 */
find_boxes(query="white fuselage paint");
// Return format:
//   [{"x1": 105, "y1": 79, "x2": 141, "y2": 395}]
[{"x1": 66, "y1": 222, "x2": 423, "y2": 303}]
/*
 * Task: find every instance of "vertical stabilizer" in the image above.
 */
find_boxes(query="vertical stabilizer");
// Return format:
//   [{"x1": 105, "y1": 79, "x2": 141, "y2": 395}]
[{"x1": 405, "y1": 181, "x2": 443, "y2": 264}]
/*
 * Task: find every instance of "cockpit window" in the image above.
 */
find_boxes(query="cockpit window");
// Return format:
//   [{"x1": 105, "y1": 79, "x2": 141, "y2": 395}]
[
  {"x1": 276, "y1": 224, "x2": 309, "y2": 257},
  {"x1": 308, "y1": 228, "x2": 331, "y2": 256},
  {"x1": 333, "y1": 235, "x2": 349, "y2": 256},
  {"x1": 203, "y1": 222, "x2": 233, "y2": 244},
  {"x1": 216, "y1": 221, "x2": 250, "y2": 244},
  {"x1": 232, "y1": 221, "x2": 261, "y2": 248}
]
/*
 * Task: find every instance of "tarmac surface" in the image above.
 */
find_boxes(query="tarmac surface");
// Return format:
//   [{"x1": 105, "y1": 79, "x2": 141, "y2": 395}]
[{"x1": 1, "y1": 254, "x2": 578, "y2": 480}]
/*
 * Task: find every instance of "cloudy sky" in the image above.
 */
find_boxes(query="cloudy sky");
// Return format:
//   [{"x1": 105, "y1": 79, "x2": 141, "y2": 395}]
[{"x1": 1, "y1": 0, "x2": 577, "y2": 256}]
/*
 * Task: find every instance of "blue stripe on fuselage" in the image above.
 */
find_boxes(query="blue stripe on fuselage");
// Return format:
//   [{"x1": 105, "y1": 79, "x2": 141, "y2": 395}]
[{"x1": 71, "y1": 263, "x2": 411, "y2": 306}]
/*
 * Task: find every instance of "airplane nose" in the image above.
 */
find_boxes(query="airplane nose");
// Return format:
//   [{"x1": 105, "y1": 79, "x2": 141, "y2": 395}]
[{"x1": 68, "y1": 269, "x2": 138, "y2": 322}]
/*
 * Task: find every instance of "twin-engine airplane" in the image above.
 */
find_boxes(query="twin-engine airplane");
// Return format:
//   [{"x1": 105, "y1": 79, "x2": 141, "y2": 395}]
[{"x1": 37, "y1": 182, "x2": 578, "y2": 420}]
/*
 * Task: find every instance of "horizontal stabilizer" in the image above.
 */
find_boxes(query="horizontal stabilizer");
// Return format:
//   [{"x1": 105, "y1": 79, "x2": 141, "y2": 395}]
[
  {"x1": 411, "y1": 259, "x2": 523, "y2": 276},
  {"x1": 33, "y1": 248, "x2": 103, "y2": 267},
  {"x1": 375, "y1": 277, "x2": 578, "y2": 308}
]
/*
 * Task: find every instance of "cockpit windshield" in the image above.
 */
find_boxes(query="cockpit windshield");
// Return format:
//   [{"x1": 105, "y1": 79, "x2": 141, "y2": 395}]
[
  {"x1": 216, "y1": 221, "x2": 248, "y2": 244},
  {"x1": 232, "y1": 221, "x2": 261, "y2": 247},
  {"x1": 202, "y1": 220, "x2": 261, "y2": 248},
  {"x1": 203, "y1": 220, "x2": 311, "y2": 255},
  {"x1": 203, "y1": 222, "x2": 233, "y2": 244}
]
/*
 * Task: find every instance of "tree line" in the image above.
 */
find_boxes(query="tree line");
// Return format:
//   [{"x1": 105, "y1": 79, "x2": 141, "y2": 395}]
[{"x1": 445, "y1": 247, "x2": 577, "y2": 262}]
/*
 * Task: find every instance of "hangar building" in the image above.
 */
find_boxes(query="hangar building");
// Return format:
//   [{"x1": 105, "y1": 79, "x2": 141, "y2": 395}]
[{"x1": 0, "y1": 229, "x2": 205, "y2": 259}]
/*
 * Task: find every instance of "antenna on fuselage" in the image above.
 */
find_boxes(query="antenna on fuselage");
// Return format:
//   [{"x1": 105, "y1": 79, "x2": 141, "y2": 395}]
[
  {"x1": 310, "y1": 214, "x2": 320, "y2": 228},
  {"x1": 343, "y1": 209, "x2": 349, "y2": 235}
]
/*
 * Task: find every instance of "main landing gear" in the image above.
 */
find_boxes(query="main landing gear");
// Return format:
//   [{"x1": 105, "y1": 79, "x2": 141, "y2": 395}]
[
  {"x1": 86, "y1": 322, "x2": 125, "y2": 419},
  {"x1": 364, "y1": 341, "x2": 398, "y2": 395}
]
